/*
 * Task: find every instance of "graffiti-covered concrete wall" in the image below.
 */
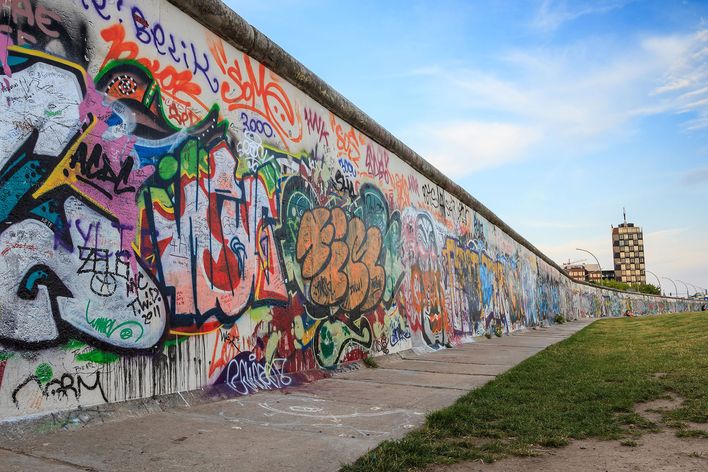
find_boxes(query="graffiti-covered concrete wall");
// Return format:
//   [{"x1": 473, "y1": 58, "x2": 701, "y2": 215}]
[{"x1": 0, "y1": 0, "x2": 701, "y2": 422}]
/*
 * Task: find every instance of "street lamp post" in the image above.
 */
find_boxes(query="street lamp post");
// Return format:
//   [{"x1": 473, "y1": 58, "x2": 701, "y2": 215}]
[
  {"x1": 662, "y1": 277, "x2": 679, "y2": 297},
  {"x1": 645, "y1": 270, "x2": 662, "y2": 295},
  {"x1": 677, "y1": 280, "x2": 691, "y2": 298}
]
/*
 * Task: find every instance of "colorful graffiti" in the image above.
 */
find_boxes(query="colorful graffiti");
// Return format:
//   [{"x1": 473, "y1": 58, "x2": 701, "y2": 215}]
[{"x1": 0, "y1": 0, "x2": 701, "y2": 422}]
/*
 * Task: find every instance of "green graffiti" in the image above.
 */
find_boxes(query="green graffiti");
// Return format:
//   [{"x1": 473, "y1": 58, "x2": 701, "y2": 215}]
[
  {"x1": 158, "y1": 155, "x2": 179, "y2": 180},
  {"x1": 94, "y1": 59, "x2": 182, "y2": 133},
  {"x1": 280, "y1": 187, "x2": 314, "y2": 287},
  {"x1": 355, "y1": 184, "x2": 389, "y2": 233},
  {"x1": 75, "y1": 349, "x2": 120, "y2": 364},
  {"x1": 0, "y1": 351, "x2": 15, "y2": 361},
  {"x1": 315, "y1": 319, "x2": 372, "y2": 368},
  {"x1": 85, "y1": 302, "x2": 144, "y2": 343},
  {"x1": 179, "y1": 138, "x2": 209, "y2": 177},
  {"x1": 319, "y1": 324, "x2": 335, "y2": 360},
  {"x1": 258, "y1": 159, "x2": 280, "y2": 195},
  {"x1": 60, "y1": 339, "x2": 87, "y2": 351},
  {"x1": 35, "y1": 363, "x2": 53, "y2": 384}
]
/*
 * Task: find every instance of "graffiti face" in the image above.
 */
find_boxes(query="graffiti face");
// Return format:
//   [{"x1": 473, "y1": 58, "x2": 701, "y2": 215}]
[{"x1": 0, "y1": 0, "x2": 699, "y2": 421}]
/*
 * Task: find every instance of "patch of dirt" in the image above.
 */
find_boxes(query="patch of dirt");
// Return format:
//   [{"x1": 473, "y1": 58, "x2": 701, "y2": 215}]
[
  {"x1": 432, "y1": 392, "x2": 708, "y2": 472},
  {"x1": 634, "y1": 392, "x2": 682, "y2": 423},
  {"x1": 634, "y1": 393, "x2": 707, "y2": 432}
]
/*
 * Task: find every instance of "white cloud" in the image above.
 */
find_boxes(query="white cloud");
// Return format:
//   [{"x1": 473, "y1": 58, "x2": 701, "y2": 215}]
[
  {"x1": 653, "y1": 28, "x2": 708, "y2": 129},
  {"x1": 401, "y1": 121, "x2": 541, "y2": 176},
  {"x1": 399, "y1": 25, "x2": 708, "y2": 176},
  {"x1": 532, "y1": 0, "x2": 633, "y2": 33}
]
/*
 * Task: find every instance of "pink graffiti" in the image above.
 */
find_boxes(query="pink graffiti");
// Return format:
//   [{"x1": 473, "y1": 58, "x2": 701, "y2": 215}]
[
  {"x1": 365, "y1": 145, "x2": 391, "y2": 184},
  {"x1": 0, "y1": 34, "x2": 13, "y2": 77}
]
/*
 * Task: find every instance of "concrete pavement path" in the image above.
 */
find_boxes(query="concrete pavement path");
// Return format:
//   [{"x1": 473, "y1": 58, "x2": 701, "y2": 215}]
[{"x1": 0, "y1": 319, "x2": 594, "y2": 472}]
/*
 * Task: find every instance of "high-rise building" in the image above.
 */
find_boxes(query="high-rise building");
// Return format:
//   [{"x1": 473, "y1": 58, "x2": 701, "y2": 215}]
[{"x1": 612, "y1": 210, "x2": 646, "y2": 284}]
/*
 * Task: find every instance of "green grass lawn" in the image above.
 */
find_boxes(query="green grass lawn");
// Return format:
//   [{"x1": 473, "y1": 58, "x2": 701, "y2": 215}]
[{"x1": 342, "y1": 313, "x2": 708, "y2": 471}]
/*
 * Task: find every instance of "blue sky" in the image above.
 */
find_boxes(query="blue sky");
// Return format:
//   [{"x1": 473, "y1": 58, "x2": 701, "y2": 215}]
[{"x1": 226, "y1": 0, "x2": 708, "y2": 295}]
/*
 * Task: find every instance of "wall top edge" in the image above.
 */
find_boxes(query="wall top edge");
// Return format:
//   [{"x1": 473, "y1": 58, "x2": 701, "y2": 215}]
[{"x1": 165, "y1": 0, "x2": 695, "y2": 304}]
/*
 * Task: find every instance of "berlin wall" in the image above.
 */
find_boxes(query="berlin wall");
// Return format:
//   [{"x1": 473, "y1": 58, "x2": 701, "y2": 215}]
[{"x1": 0, "y1": 0, "x2": 702, "y2": 422}]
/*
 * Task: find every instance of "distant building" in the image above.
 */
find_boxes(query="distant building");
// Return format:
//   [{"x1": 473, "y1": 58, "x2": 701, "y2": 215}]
[
  {"x1": 612, "y1": 211, "x2": 646, "y2": 284},
  {"x1": 585, "y1": 264, "x2": 602, "y2": 282},
  {"x1": 563, "y1": 263, "x2": 602, "y2": 283},
  {"x1": 564, "y1": 263, "x2": 586, "y2": 282},
  {"x1": 601, "y1": 270, "x2": 616, "y2": 281}
]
